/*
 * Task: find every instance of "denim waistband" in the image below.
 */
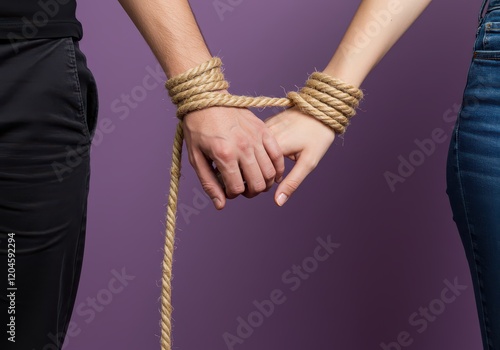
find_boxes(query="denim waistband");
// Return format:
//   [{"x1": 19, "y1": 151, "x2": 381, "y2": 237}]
[
  {"x1": 486, "y1": 0, "x2": 500, "y2": 12},
  {"x1": 480, "y1": 0, "x2": 500, "y2": 23}
]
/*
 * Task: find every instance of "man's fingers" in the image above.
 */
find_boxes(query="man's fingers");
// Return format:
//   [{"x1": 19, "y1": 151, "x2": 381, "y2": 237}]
[
  {"x1": 190, "y1": 151, "x2": 226, "y2": 209},
  {"x1": 239, "y1": 153, "x2": 267, "y2": 198},
  {"x1": 254, "y1": 145, "x2": 276, "y2": 191},
  {"x1": 212, "y1": 157, "x2": 245, "y2": 200},
  {"x1": 262, "y1": 131, "x2": 285, "y2": 183},
  {"x1": 274, "y1": 151, "x2": 317, "y2": 206}
]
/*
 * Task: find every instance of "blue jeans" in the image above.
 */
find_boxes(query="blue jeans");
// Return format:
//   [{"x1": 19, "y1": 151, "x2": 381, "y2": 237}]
[{"x1": 446, "y1": 1, "x2": 500, "y2": 349}]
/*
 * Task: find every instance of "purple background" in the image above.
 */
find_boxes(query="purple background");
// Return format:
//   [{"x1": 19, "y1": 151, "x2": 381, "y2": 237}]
[{"x1": 66, "y1": 0, "x2": 482, "y2": 349}]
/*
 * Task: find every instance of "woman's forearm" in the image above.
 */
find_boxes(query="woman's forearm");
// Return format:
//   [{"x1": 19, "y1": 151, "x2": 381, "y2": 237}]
[
  {"x1": 117, "y1": 0, "x2": 212, "y2": 78},
  {"x1": 324, "y1": 0, "x2": 432, "y2": 87}
]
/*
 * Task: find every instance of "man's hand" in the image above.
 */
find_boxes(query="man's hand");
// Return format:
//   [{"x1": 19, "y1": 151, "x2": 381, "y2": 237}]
[
  {"x1": 265, "y1": 107, "x2": 336, "y2": 206},
  {"x1": 183, "y1": 106, "x2": 285, "y2": 210}
]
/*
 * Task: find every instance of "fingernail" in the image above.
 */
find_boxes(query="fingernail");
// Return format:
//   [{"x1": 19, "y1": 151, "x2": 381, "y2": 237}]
[
  {"x1": 277, "y1": 193, "x2": 288, "y2": 206},
  {"x1": 277, "y1": 176, "x2": 283, "y2": 183},
  {"x1": 213, "y1": 198, "x2": 221, "y2": 209}
]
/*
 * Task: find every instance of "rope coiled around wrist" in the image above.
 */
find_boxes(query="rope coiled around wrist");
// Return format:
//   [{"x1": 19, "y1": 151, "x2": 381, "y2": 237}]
[{"x1": 160, "y1": 57, "x2": 362, "y2": 350}]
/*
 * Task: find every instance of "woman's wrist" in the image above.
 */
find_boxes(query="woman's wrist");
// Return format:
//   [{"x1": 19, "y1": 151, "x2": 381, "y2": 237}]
[{"x1": 321, "y1": 58, "x2": 367, "y2": 89}]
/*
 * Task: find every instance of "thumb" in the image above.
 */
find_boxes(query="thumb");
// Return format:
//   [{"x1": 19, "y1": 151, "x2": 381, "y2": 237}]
[
  {"x1": 274, "y1": 152, "x2": 316, "y2": 207},
  {"x1": 191, "y1": 152, "x2": 227, "y2": 210}
]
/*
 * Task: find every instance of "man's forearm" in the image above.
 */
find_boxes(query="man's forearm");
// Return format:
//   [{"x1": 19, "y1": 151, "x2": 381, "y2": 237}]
[
  {"x1": 324, "y1": 0, "x2": 432, "y2": 87},
  {"x1": 118, "y1": 0, "x2": 212, "y2": 78},
  {"x1": 118, "y1": 0, "x2": 285, "y2": 209}
]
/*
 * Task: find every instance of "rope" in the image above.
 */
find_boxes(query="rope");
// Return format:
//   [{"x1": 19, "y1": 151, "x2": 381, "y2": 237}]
[{"x1": 160, "y1": 57, "x2": 363, "y2": 350}]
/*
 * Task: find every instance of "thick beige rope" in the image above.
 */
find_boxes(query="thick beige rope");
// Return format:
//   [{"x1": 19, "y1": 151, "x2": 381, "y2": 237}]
[{"x1": 160, "y1": 57, "x2": 362, "y2": 350}]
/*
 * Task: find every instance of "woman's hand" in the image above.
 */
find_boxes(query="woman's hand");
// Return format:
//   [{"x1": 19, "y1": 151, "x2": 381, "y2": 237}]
[{"x1": 265, "y1": 107, "x2": 336, "y2": 206}]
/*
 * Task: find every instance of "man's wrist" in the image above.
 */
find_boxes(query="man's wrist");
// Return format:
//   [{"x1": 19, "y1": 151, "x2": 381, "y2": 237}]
[{"x1": 163, "y1": 53, "x2": 213, "y2": 78}]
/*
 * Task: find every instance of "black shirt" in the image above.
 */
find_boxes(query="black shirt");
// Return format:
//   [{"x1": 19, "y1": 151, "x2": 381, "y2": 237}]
[{"x1": 0, "y1": 1, "x2": 83, "y2": 41}]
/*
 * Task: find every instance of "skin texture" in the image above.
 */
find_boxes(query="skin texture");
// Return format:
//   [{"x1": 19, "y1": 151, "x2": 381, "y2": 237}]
[
  {"x1": 118, "y1": 0, "x2": 284, "y2": 209},
  {"x1": 117, "y1": 0, "x2": 432, "y2": 208},
  {"x1": 266, "y1": 0, "x2": 432, "y2": 206}
]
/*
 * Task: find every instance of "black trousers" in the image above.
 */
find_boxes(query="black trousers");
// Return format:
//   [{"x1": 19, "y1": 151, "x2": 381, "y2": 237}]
[{"x1": 0, "y1": 37, "x2": 98, "y2": 349}]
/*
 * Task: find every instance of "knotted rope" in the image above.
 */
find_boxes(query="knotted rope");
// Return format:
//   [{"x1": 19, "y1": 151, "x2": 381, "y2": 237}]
[{"x1": 160, "y1": 57, "x2": 362, "y2": 350}]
